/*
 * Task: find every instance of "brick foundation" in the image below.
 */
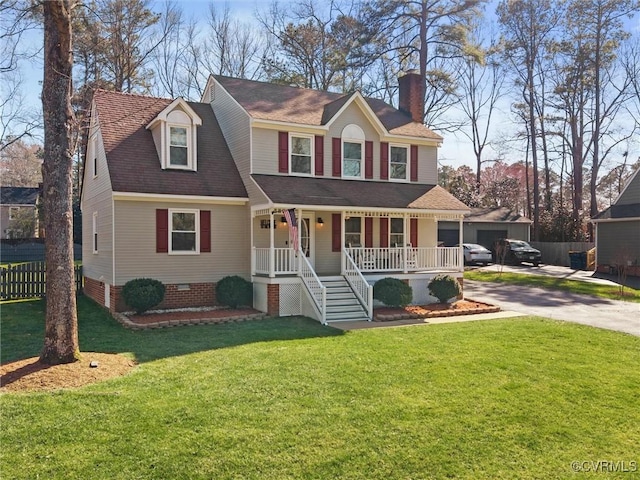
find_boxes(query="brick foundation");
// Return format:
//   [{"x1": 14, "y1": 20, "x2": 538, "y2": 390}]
[
  {"x1": 84, "y1": 277, "x2": 106, "y2": 307},
  {"x1": 84, "y1": 277, "x2": 222, "y2": 312},
  {"x1": 267, "y1": 283, "x2": 280, "y2": 316}
]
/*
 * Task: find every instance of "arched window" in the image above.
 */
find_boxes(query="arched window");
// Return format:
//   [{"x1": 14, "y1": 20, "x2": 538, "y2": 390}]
[{"x1": 341, "y1": 124, "x2": 364, "y2": 178}]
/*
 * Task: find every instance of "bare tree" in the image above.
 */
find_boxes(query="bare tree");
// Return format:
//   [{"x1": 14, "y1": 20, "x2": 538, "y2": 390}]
[
  {"x1": 497, "y1": 0, "x2": 561, "y2": 240},
  {"x1": 365, "y1": 0, "x2": 486, "y2": 129},
  {"x1": 0, "y1": 138, "x2": 42, "y2": 186},
  {"x1": 40, "y1": 0, "x2": 79, "y2": 365},
  {"x1": 456, "y1": 21, "x2": 505, "y2": 190}
]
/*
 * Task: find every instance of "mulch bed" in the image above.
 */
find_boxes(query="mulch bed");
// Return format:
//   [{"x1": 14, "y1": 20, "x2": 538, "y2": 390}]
[
  {"x1": 373, "y1": 299, "x2": 500, "y2": 321},
  {"x1": 113, "y1": 307, "x2": 267, "y2": 330}
]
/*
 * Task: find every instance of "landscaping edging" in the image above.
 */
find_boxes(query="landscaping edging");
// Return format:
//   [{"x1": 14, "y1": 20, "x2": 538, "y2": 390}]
[
  {"x1": 113, "y1": 309, "x2": 267, "y2": 330},
  {"x1": 373, "y1": 299, "x2": 500, "y2": 322}
]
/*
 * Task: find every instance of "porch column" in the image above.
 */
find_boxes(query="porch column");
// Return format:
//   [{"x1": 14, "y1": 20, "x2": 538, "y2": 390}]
[
  {"x1": 340, "y1": 211, "x2": 345, "y2": 274},
  {"x1": 251, "y1": 211, "x2": 255, "y2": 275},
  {"x1": 269, "y1": 211, "x2": 275, "y2": 278},
  {"x1": 403, "y1": 213, "x2": 409, "y2": 273},
  {"x1": 458, "y1": 216, "x2": 464, "y2": 271}
]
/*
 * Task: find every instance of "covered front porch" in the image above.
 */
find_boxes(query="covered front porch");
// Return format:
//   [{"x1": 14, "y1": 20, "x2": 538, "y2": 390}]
[{"x1": 251, "y1": 207, "x2": 465, "y2": 278}]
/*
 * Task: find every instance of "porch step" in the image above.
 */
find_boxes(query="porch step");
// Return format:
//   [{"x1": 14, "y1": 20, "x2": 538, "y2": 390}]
[{"x1": 319, "y1": 276, "x2": 370, "y2": 323}]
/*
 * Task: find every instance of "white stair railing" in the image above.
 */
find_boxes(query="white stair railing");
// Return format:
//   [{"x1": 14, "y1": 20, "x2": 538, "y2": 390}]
[
  {"x1": 298, "y1": 250, "x2": 327, "y2": 324},
  {"x1": 343, "y1": 248, "x2": 373, "y2": 321}
]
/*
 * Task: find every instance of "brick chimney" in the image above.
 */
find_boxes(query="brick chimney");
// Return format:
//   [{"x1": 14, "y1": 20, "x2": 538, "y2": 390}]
[{"x1": 398, "y1": 71, "x2": 424, "y2": 124}]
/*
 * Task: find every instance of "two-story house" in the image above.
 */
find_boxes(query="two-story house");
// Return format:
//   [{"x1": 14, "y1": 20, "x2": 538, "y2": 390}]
[{"x1": 81, "y1": 73, "x2": 469, "y2": 323}]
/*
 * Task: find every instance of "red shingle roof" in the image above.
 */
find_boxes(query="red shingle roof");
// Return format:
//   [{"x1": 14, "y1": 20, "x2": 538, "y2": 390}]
[
  {"x1": 93, "y1": 90, "x2": 247, "y2": 198},
  {"x1": 214, "y1": 76, "x2": 443, "y2": 141}
]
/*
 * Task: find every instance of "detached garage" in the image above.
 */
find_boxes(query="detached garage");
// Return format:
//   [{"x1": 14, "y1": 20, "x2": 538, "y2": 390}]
[
  {"x1": 438, "y1": 207, "x2": 532, "y2": 248},
  {"x1": 591, "y1": 168, "x2": 640, "y2": 277}
]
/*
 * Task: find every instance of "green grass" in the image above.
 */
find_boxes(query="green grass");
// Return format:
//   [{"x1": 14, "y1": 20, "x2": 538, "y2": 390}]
[
  {"x1": 464, "y1": 270, "x2": 640, "y2": 302},
  {"x1": 1, "y1": 298, "x2": 639, "y2": 479}
]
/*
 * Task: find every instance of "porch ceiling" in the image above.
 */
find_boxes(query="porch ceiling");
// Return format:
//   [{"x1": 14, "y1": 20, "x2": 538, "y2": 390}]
[{"x1": 252, "y1": 174, "x2": 469, "y2": 214}]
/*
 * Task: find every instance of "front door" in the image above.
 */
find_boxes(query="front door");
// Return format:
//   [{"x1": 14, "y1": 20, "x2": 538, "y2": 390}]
[{"x1": 300, "y1": 215, "x2": 315, "y2": 267}]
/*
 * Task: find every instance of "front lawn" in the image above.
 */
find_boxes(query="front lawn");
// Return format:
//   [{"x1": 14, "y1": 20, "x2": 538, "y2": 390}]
[
  {"x1": 465, "y1": 270, "x2": 640, "y2": 302},
  {"x1": 1, "y1": 298, "x2": 639, "y2": 479}
]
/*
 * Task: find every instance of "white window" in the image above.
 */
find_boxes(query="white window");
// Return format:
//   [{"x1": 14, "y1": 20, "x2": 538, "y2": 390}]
[
  {"x1": 345, "y1": 217, "x2": 362, "y2": 246},
  {"x1": 170, "y1": 209, "x2": 199, "y2": 254},
  {"x1": 9, "y1": 207, "x2": 19, "y2": 220},
  {"x1": 92, "y1": 136, "x2": 98, "y2": 178},
  {"x1": 390, "y1": 145, "x2": 408, "y2": 180},
  {"x1": 92, "y1": 212, "x2": 98, "y2": 254},
  {"x1": 290, "y1": 134, "x2": 313, "y2": 175},
  {"x1": 341, "y1": 124, "x2": 365, "y2": 178},
  {"x1": 343, "y1": 141, "x2": 362, "y2": 177},
  {"x1": 390, "y1": 218, "x2": 404, "y2": 247},
  {"x1": 169, "y1": 126, "x2": 189, "y2": 167}
]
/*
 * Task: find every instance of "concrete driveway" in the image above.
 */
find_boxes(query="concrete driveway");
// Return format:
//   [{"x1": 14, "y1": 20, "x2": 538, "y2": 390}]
[{"x1": 465, "y1": 276, "x2": 640, "y2": 337}]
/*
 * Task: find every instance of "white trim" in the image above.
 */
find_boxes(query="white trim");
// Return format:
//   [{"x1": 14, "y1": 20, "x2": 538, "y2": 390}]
[
  {"x1": 112, "y1": 191, "x2": 248, "y2": 205},
  {"x1": 389, "y1": 144, "x2": 409, "y2": 182},
  {"x1": 146, "y1": 97, "x2": 202, "y2": 129},
  {"x1": 325, "y1": 92, "x2": 387, "y2": 137},
  {"x1": 168, "y1": 208, "x2": 200, "y2": 255},
  {"x1": 251, "y1": 202, "x2": 468, "y2": 218},
  {"x1": 167, "y1": 124, "x2": 194, "y2": 170},
  {"x1": 344, "y1": 215, "x2": 364, "y2": 247},
  {"x1": 289, "y1": 132, "x2": 314, "y2": 176},
  {"x1": 389, "y1": 216, "x2": 404, "y2": 246},
  {"x1": 8, "y1": 206, "x2": 19, "y2": 220},
  {"x1": 92, "y1": 211, "x2": 98, "y2": 254},
  {"x1": 112, "y1": 196, "x2": 116, "y2": 286}
]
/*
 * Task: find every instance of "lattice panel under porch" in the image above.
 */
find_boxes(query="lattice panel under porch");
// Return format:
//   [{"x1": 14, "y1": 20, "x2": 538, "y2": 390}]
[{"x1": 279, "y1": 283, "x2": 301, "y2": 316}]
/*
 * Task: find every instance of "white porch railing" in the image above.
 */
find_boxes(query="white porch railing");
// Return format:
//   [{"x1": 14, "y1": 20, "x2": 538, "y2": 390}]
[
  {"x1": 254, "y1": 246, "x2": 461, "y2": 276},
  {"x1": 343, "y1": 248, "x2": 373, "y2": 321},
  {"x1": 253, "y1": 247, "x2": 297, "y2": 277},
  {"x1": 298, "y1": 250, "x2": 327, "y2": 324},
  {"x1": 346, "y1": 246, "x2": 461, "y2": 273}
]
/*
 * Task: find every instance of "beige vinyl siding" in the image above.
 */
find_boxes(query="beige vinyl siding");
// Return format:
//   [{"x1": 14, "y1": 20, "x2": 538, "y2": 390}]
[
  {"x1": 81, "y1": 124, "x2": 114, "y2": 283},
  {"x1": 616, "y1": 172, "x2": 640, "y2": 205},
  {"x1": 315, "y1": 213, "x2": 340, "y2": 275},
  {"x1": 113, "y1": 200, "x2": 250, "y2": 285},
  {"x1": 209, "y1": 80, "x2": 269, "y2": 204},
  {"x1": 252, "y1": 127, "x2": 279, "y2": 175},
  {"x1": 418, "y1": 145, "x2": 438, "y2": 184},
  {"x1": 252, "y1": 216, "x2": 291, "y2": 248},
  {"x1": 597, "y1": 221, "x2": 640, "y2": 266}
]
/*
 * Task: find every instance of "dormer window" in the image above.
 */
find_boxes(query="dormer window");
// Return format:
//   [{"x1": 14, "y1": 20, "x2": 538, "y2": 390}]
[
  {"x1": 169, "y1": 126, "x2": 189, "y2": 167},
  {"x1": 146, "y1": 98, "x2": 202, "y2": 172}
]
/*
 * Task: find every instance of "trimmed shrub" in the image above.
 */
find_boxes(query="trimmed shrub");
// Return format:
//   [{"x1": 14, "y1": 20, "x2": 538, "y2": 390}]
[
  {"x1": 216, "y1": 275, "x2": 253, "y2": 308},
  {"x1": 428, "y1": 274, "x2": 461, "y2": 303},
  {"x1": 122, "y1": 278, "x2": 165, "y2": 314},
  {"x1": 373, "y1": 277, "x2": 413, "y2": 307}
]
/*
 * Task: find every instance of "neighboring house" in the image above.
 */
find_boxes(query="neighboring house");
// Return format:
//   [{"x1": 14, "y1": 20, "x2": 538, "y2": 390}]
[
  {"x1": 0, "y1": 186, "x2": 40, "y2": 239},
  {"x1": 591, "y1": 168, "x2": 640, "y2": 277},
  {"x1": 81, "y1": 73, "x2": 469, "y2": 323},
  {"x1": 438, "y1": 207, "x2": 532, "y2": 247}
]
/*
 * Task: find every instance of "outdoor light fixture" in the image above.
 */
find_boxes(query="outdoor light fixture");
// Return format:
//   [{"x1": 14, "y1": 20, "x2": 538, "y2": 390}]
[
  {"x1": 281, "y1": 216, "x2": 287, "y2": 224},
  {"x1": 317, "y1": 217, "x2": 324, "y2": 226},
  {"x1": 260, "y1": 219, "x2": 276, "y2": 229}
]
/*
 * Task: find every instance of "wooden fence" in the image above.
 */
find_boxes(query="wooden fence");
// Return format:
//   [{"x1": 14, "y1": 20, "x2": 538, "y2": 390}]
[{"x1": 0, "y1": 262, "x2": 83, "y2": 301}]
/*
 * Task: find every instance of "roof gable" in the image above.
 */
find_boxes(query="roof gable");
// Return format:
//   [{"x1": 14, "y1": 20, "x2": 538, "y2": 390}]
[
  {"x1": 146, "y1": 97, "x2": 202, "y2": 130},
  {"x1": 614, "y1": 167, "x2": 640, "y2": 206},
  {"x1": 91, "y1": 90, "x2": 246, "y2": 198},
  {"x1": 212, "y1": 75, "x2": 442, "y2": 142}
]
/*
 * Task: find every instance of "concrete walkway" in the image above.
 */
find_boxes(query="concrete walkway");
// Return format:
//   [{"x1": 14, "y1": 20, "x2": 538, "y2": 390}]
[{"x1": 464, "y1": 280, "x2": 640, "y2": 337}]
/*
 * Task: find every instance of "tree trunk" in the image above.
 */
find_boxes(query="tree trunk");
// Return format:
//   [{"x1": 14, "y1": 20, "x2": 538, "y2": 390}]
[{"x1": 40, "y1": 0, "x2": 80, "y2": 365}]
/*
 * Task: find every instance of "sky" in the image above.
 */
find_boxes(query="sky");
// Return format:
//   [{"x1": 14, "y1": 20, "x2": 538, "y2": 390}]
[{"x1": 7, "y1": 0, "x2": 639, "y2": 172}]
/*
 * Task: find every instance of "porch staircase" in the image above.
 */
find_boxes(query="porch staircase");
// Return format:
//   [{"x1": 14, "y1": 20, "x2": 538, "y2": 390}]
[{"x1": 320, "y1": 276, "x2": 370, "y2": 323}]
